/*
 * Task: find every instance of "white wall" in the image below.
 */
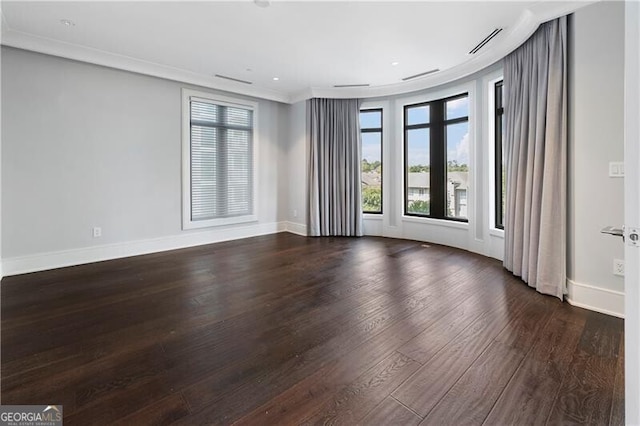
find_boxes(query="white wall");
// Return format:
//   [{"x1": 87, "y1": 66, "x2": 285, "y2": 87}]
[
  {"x1": 1, "y1": 47, "x2": 290, "y2": 274},
  {"x1": 567, "y1": 2, "x2": 626, "y2": 316}
]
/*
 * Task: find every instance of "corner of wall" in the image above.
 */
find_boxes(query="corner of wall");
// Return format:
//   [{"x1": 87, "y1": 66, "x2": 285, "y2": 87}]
[
  {"x1": 566, "y1": 278, "x2": 625, "y2": 318},
  {"x1": 285, "y1": 221, "x2": 307, "y2": 236}
]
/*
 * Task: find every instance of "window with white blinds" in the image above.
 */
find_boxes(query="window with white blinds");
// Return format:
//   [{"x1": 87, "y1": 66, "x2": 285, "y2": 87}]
[{"x1": 182, "y1": 90, "x2": 258, "y2": 229}]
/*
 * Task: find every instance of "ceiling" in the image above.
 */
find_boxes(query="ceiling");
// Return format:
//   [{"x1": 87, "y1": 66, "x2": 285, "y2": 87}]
[{"x1": 0, "y1": 1, "x2": 590, "y2": 103}]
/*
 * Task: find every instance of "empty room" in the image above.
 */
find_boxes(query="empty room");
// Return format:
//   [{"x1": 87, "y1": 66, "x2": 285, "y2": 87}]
[{"x1": 1, "y1": 1, "x2": 639, "y2": 425}]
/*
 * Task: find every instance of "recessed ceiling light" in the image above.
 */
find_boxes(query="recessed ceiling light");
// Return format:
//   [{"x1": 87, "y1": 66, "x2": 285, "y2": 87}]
[
  {"x1": 60, "y1": 19, "x2": 75, "y2": 27},
  {"x1": 391, "y1": 62, "x2": 399, "y2": 66},
  {"x1": 272, "y1": 77, "x2": 280, "y2": 81},
  {"x1": 254, "y1": 0, "x2": 271, "y2": 8}
]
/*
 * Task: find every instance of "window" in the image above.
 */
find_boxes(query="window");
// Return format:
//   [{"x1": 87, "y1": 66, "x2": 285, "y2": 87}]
[
  {"x1": 360, "y1": 109, "x2": 382, "y2": 214},
  {"x1": 404, "y1": 93, "x2": 469, "y2": 221},
  {"x1": 182, "y1": 90, "x2": 257, "y2": 229},
  {"x1": 494, "y1": 81, "x2": 505, "y2": 229}
]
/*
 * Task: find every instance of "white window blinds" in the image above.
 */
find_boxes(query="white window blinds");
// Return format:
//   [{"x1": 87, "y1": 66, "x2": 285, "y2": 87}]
[{"x1": 189, "y1": 98, "x2": 254, "y2": 222}]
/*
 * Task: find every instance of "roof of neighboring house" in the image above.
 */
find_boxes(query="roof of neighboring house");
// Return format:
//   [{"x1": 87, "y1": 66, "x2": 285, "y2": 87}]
[
  {"x1": 407, "y1": 172, "x2": 429, "y2": 188},
  {"x1": 362, "y1": 171, "x2": 382, "y2": 186},
  {"x1": 362, "y1": 171, "x2": 468, "y2": 189},
  {"x1": 448, "y1": 171, "x2": 469, "y2": 190},
  {"x1": 406, "y1": 172, "x2": 468, "y2": 190}
]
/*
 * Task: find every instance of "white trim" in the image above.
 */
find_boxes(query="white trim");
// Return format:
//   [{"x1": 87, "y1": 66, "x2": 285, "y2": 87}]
[
  {"x1": 181, "y1": 88, "x2": 259, "y2": 230},
  {"x1": 488, "y1": 228, "x2": 505, "y2": 239},
  {"x1": 401, "y1": 215, "x2": 469, "y2": 230},
  {"x1": 397, "y1": 81, "x2": 476, "y2": 110},
  {"x1": 565, "y1": 279, "x2": 625, "y2": 318},
  {"x1": 1, "y1": 222, "x2": 289, "y2": 277},
  {"x1": 484, "y1": 72, "x2": 505, "y2": 234},
  {"x1": 285, "y1": 221, "x2": 307, "y2": 237}
]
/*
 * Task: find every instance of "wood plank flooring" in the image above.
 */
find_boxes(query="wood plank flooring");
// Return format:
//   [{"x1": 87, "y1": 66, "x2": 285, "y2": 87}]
[{"x1": 0, "y1": 233, "x2": 624, "y2": 425}]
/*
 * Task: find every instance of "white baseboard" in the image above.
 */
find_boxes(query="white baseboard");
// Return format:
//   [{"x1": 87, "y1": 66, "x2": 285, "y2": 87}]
[
  {"x1": 566, "y1": 279, "x2": 625, "y2": 318},
  {"x1": 285, "y1": 221, "x2": 307, "y2": 236},
  {"x1": 6, "y1": 226, "x2": 622, "y2": 322},
  {"x1": 2, "y1": 221, "x2": 289, "y2": 277}
]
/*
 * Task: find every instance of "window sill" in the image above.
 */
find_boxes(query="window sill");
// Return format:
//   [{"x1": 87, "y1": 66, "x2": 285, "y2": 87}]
[
  {"x1": 489, "y1": 228, "x2": 505, "y2": 238},
  {"x1": 401, "y1": 215, "x2": 469, "y2": 230},
  {"x1": 183, "y1": 214, "x2": 258, "y2": 230},
  {"x1": 363, "y1": 214, "x2": 383, "y2": 221}
]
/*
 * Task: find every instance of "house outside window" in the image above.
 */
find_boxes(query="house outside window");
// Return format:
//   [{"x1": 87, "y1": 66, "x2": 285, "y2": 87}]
[
  {"x1": 404, "y1": 93, "x2": 469, "y2": 221},
  {"x1": 360, "y1": 109, "x2": 383, "y2": 214}
]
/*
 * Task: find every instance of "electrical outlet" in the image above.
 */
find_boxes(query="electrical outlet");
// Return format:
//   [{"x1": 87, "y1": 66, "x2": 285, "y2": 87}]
[
  {"x1": 609, "y1": 161, "x2": 625, "y2": 177},
  {"x1": 92, "y1": 227, "x2": 102, "y2": 238},
  {"x1": 293, "y1": 209, "x2": 298, "y2": 218},
  {"x1": 613, "y1": 259, "x2": 625, "y2": 276}
]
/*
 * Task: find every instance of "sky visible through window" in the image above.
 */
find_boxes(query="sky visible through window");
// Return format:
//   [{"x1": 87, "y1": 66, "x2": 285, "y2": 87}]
[
  {"x1": 361, "y1": 100, "x2": 467, "y2": 166},
  {"x1": 446, "y1": 97, "x2": 469, "y2": 167},
  {"x1": 405, "y1": 98, "x2": 469, "y2": 167},
  {"x1": 361, "y1": 112, "x2": 381, "y2": 163},
  {"x1": 362, "y1": 133, "x2": 381, "y2": 162}
]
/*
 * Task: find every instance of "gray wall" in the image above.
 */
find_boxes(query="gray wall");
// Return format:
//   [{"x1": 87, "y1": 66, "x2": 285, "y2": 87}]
[
  {"x1": 568, "y1": 1, "x2": 625, "y2": 293},
  {"x1": 1, "y1": 47, "x2": 289, "y2": 258},
  {"x1": 286, "y1": 100, "x2": 307, "y2": 229}
]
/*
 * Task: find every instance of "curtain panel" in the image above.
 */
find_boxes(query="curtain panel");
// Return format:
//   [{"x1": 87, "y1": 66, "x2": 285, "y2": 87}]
[
  {"x1": 503, "y1": 16, "x2": 568, "y2": 299},
  {"x1": 307, "y1": 98, "x2": 363, "y2": 237}
]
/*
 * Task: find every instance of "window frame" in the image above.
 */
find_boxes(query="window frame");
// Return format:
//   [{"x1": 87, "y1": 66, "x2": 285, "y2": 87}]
[
  {"x1": 181, "y1": 88, "x2": 259, "y2": 230},
  {"x1": 403, "y1": 92, "x2": 470, "y2": 223},
  {"x1": 360, "y1": 108, "x2": 383, "y2": 215},
  {"x1": 494, "y1": 80, "x2": 505, "y2": 230}
]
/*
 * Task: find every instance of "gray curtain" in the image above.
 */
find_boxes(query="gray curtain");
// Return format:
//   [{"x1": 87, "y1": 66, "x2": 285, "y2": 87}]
[
  {"x1": 307, "y1": 98, "x2": 363, "y2": 236},
  {"x1": 503, "y1": 16, "x2": 567, "y2": 299}
]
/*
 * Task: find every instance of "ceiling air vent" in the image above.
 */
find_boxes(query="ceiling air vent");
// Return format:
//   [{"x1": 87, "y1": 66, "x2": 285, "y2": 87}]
[
  {"x1": 333, "y1": 84, "x2": 371, "y2": 88},
  {"x1": 402, "y1": 69, "x2": 440, "y2": 82},
  {"x1": 214, "y1": 74, "x2": 253, "y2": 85},
  {"x1": 469, "y1": 28, "x2": 503, "y2": 55}
]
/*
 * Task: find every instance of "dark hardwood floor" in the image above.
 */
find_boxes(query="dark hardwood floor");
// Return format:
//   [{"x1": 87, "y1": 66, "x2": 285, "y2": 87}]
[{"x1": 1, "y1": 233, "x2": 624, "y2": 425}]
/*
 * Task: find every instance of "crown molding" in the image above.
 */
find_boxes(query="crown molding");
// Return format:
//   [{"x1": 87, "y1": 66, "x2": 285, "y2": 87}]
[
  {"x1": 0, "y1": 1, "x2": 594, "y2": 104},
  {"x1": 0, "y1": 28, "x2": 292, "y2": 104}
]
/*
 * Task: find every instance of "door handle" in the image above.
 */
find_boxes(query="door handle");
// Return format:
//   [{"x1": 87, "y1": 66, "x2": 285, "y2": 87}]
[
  {"x1": 601, "y1": 226, "x2": 625, "y2": 241},
  {"x1": 628, "y1": 227, "x2": 639, "y2": 246}
]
